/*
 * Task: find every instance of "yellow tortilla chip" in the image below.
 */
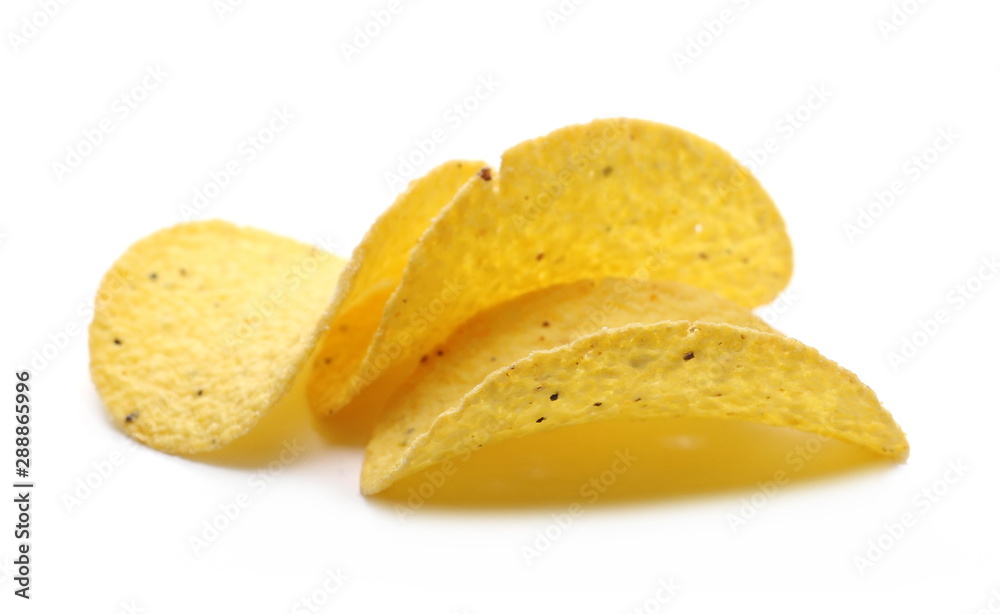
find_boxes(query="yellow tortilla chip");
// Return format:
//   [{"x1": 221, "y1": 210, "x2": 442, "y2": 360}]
[
  {"x1": 363, "y1": 279, "x2": 777, "y2": 493},
  {"x1": 308, "y1": 160, "x2": 484, "y2": 414},
  {"x1": 89, "y1": 220, "x2": 345, "y2": 454},
  {"x1": 364, "y1": 313, "x2": 908, "y2": 494},
  {"x1": 310, "y1": 118, "x2": 793, "y2": 417}
]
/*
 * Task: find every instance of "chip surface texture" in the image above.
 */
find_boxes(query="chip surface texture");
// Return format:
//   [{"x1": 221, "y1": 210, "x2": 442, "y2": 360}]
[
  {"x1": 364, "y1": 319, "x2": 908, "y2": 494},
  {"x1": 311, "y1": 118, "x2": 794, "y2": 417},
  {"x1": 89, "y1": 220, "x2": 345, "y2": 454}
]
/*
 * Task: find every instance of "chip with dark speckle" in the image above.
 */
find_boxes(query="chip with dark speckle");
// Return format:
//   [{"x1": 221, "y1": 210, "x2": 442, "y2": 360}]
[{"x1": 89, "y1": 220, "x2": 345, "y2": 455}]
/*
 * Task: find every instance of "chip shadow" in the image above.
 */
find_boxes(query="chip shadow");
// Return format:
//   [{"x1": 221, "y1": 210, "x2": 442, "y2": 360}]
[
  {"x1": 187, "y1": 364, "x2": 319, "y2": 467},
  {"x1": 369, "y1": 416, "x2": 900, "y2": 510}
]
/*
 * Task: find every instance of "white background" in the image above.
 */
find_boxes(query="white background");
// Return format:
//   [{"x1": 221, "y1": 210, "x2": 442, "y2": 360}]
[{"x1": 2, "y1": 0, "x2": 999, "y2": 612}]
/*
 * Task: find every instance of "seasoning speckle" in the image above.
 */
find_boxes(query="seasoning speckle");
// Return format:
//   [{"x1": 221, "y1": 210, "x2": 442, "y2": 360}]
[
  {"x1": 149, "y1": 272, "x2": 158, "y2": 280},
  {"x1": 542, "y1": 321, "x2": 550, "y2": 327},
  {"x1": 602, "y1": 166, "x2": 613, "y2": 176},
  {"x1": 593, "y1": 402, "x2": 602, "y2": 406},
  {"x1": 683, "y1": 351, "x2": 695, "y2": 361},
  {"x1": 479, "y1": 167, "x2": 492, "y2": 181},
  {"x1": 113, "y1": 338, "x2": 122, "y2": 346},
  {"x1": 536, "y1": 252, "x2": 544, "y2": 261},
  {"x1": 179, "y1": 268, "x2": 188, "y2": 276},
  {"x1": 196, "y1": 389, "x2": 203, "y2": 396},
  {"x1": 421, "y1": 355, "x2": 429, "y2": 363},
  {"x1": 536, "y1": 417, "x2": 546, "y2": 423},
  {"x1": 436, "y1": 349, "x2": 444, "y2": 357},
  {"x1": 125, "y1": 412, "x2": 138, "y2": 423},
  {"x1": 549, "y1": 392, "x2": 559, "y2": 401}
]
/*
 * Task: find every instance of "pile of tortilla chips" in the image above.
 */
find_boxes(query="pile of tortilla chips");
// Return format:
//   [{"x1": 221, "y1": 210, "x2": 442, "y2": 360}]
[{"x1": 89, "y1": 118, "x2": 909, "y2": 496}]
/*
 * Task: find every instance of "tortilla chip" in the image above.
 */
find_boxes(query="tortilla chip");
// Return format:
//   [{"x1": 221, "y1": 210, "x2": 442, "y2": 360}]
[
  {"x1": 365, "y1": 279, "x2": 779, "y2": 493},
  {"x1": 89, "y1": 220, "x2": 345, "y2": 454},
  {"x1": 308, "y1": 160, "x2": 484, "y2": 414},
  {"x1": 311, "y1": 118, "x2": 793, "y2": 416},
  {"x1": 365, "y1": 314, "x2": 907, "y2": 493}
]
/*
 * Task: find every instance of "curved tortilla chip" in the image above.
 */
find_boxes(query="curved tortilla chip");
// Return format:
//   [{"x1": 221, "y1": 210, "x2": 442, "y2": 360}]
[
  {"x1": 364, "y1": 279, "x2": 781, "y2": 493},
  {"x1": 89, "y1": 220, "x2": 345, "y2": 454},
  {"x1": 311, "y1": 118, "x2": 793, "y2": 416},
  {"x1": 366, "y1": 319, "x2": 909, "y2": 493},
  {"x1": 308, "y1": 160, "x2": 484, "y2": 414}
]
